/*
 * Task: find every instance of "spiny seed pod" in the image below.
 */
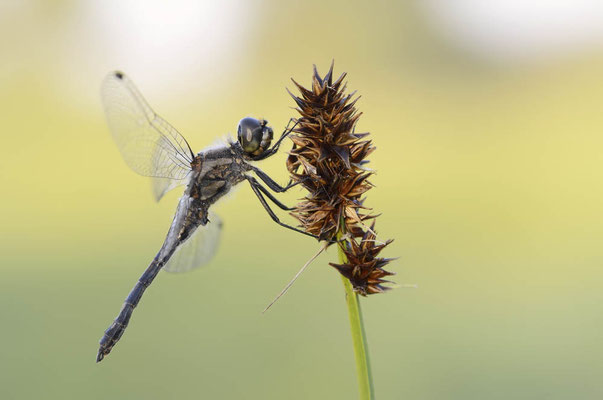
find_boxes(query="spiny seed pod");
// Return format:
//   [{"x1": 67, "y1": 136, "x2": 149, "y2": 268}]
[
  {"x1": 286, "y1": 63, "x2": 395, "y2": 295},
  {"x1": 330, "y1": 223, "x2": 396, "y2": 295}
]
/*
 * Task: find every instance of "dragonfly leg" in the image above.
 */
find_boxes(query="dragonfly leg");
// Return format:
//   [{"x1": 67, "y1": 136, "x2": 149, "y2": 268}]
[
  {"x1": 250, "y1": 177, "x2": 295, "y2": 211},
  {"x1": 251, "y1": 166, "x2": 301, "y2": 193},
  {"x1": 271, "y1": 118, "x2": 298, "y2": 151},
  {"x1": 245, "y1": 176, "x2": 318, "y2": 239},
  {"x1": 254, "y1": 118, "x2": 299, "y2": 161}
]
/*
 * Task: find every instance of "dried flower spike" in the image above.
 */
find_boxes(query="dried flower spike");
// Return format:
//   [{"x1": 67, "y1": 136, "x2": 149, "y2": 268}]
[
  {"x1": 330, "y1": 223, "x2": 396, "y2": 295},
  {"x1": 286, "y1": 63, "x2": 395, "y2": 295}
]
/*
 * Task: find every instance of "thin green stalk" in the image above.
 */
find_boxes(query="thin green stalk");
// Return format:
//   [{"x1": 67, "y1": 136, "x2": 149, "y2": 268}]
[{"x1": 338, "y1": 243, "x2": 375, "y2": 400}]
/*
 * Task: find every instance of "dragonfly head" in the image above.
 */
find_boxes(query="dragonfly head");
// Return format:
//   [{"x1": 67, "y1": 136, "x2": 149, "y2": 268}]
[{"x1": 237, "y1": 117, "x2": 273, "y2": 159}]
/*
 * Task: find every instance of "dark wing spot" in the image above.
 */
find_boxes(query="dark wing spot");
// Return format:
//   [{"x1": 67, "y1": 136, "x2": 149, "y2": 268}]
[{"x1": 114, "y1": 71, "x2": 124, "y2": 80}]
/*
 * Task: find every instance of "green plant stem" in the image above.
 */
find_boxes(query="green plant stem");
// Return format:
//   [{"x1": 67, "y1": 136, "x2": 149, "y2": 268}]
[{"x1": 338, "y1": 245, "x2": 375, "y2": 400}]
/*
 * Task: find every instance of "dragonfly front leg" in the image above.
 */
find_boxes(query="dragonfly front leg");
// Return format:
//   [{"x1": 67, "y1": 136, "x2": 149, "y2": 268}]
[
  {"x1": 268, "y1": 118, "x2": 298, "y2": 153},
  {"x1": 252, "y1": 118, "x2": 299, "y2": 161}
]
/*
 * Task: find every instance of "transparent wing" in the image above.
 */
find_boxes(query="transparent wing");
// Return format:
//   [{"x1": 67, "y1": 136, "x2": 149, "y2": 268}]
[
  {"x1": 100, "y1": 71, "x2": 194, "y2": 186},
  {"x1": 163, "y1": 212, "x2": 223, "y2": 273},
  {"x1": 152, "y1": 176, "x2": 186, "y2": 202}
]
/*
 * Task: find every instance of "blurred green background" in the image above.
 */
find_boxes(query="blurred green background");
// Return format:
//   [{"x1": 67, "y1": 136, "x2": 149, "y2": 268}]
[{"x1": 1, "y1": 1, "x2": 603, "y2": 399}]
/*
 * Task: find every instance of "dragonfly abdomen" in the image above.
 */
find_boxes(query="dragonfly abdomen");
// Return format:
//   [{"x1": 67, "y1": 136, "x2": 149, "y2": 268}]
[{"x1": 97, "y1": 248, "x2": 174, "y2": 362}]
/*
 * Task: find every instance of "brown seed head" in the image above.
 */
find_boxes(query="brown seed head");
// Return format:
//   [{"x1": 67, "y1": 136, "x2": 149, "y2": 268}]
[
  {"x1": 286, "y1": 63, "x2": 395, "y2": 295},
  {"x1": 330, "y1": 223, "x2": 396, "y2": 295}
]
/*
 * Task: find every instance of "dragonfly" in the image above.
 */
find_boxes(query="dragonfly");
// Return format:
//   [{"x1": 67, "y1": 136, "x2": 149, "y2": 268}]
[{"x1": 96, "y1": 71, "x2": 315, "y2": 362}]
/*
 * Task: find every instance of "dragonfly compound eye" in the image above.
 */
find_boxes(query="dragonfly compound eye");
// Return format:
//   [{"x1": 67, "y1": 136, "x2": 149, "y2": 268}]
[{"x1": 237, "y1": 117, "x2": 272, "y2": 156}]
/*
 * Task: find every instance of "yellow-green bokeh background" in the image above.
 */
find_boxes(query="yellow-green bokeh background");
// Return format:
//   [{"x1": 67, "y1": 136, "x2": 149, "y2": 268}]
[{"x1": 1, "y1": 2, "x2": 602, "y2": 399}]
